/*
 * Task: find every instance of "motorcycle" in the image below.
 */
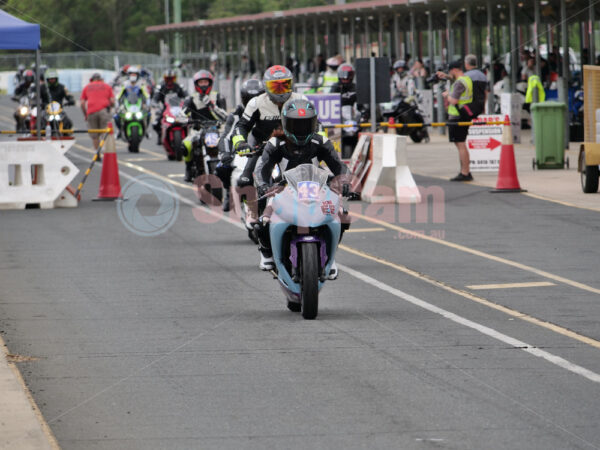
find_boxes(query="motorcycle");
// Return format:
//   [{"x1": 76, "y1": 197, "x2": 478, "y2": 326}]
[
  {"x1": 118, "y1": 91, "x2": 148, "y2": 153},
  {"x1": 189, "y1": 120, "x2": 223, "y2": 201},
  {"x1": 12, "y1": 96, "x2": 31, "y2": 133},
  {"x1": 231, "y1": 141, "x2": 282, "y2": 245},
  {"x1": 266, "y1": 164, "x2": 343, "y2": 320},
  {"x1": 161, "y1": 93, "x2": 187, "y2": 160},
  {"x1": 380, "y1": 95, "x2": 429, "y2": 143},
  {"x1": 41, "y1": 101, "x2": 69, "y2": 137}
]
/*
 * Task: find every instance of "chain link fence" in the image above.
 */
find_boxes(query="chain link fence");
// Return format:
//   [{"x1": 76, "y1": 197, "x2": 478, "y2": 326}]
[{"x1": 0, "y1": 51, "x2": 168, "y2": 77}]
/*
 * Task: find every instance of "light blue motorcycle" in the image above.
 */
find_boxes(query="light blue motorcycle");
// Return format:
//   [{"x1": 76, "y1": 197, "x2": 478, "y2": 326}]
[{"x1": 267, "y1": 164, "x2": 342, "y2": 320}]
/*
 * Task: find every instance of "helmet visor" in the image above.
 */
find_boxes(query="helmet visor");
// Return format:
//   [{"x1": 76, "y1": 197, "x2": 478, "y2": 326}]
[
  {"x1": 285, "y1": 116, "x2": 317, "y2": 144},
  {"x1": 265, "y1": 78, "x2": 292, "y2": 95}
]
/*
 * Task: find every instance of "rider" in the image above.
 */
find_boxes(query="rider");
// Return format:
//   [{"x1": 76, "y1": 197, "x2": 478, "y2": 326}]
[
  {"x1": 232, "y1": 65, "x2": 309, "y2": 199},
  {"x1": 217, "y1": 78, "x2": 265, "y2": 212},
  {"x1": 114, "y1": 66, "x2": 151, "y2": 138},
  {"x1": 181, "y1": 69, "x2": 228, "y2": 182},
  {"x1": 391, "y1": 59, "x2": 416, "y2": 99},
  {"x1": 13, "y1": 69, "x2": 35, "y2": 98},
  {"x1": 112, "y1": 64, "x2": 131, "y2": 88},
  {"x1": 42, "y1": 69, "x2": 76, "y2": 129},
  {"x1": 329, "y1": 63, "x2": 357, "y2": 107},
  {"x1": 152, "y1": 69, "x2": 187, "y2": 145},
  {"x1": 318, "y1": 56, "x2": 341, "y2": 93},
  {"x1": 13, "y1": 64, "x2": 26, "y2": 88},
  {"x1": 254, "y1": 98, "x2": 351, "y2": 276}
]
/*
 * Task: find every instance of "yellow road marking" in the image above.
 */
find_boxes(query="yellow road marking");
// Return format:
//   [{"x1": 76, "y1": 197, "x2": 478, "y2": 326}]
[
  {"x1": 122, "y1": 157, "x2": 164, "y2": 162},
  {"x1": 350, "y1": 211, "x2": 600, "y2": 296},
  {"x1": 346, "y1": 227, "x2": 386, "y2": 233},
  {"x1": 339, "y1": 244, "x2": 600, "y2": 350},
  {"x1": 467, "y1": 281, "x2": 556, "y2": 290}
]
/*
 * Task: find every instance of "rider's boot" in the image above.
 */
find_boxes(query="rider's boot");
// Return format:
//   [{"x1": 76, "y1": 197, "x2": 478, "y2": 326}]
[
  {"x1": 222, "y1": 190, "x2": 231, "y2": 212},
  {"x1": 328, "y1": 261, "x2": 338, "y2": 280},
  {"x1": 184, "y1": 162, "x2": 194, "y2": 183}
]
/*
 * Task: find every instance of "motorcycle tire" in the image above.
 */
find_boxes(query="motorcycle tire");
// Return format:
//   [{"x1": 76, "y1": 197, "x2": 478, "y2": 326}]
[
  {"x1": 300, "y1": 242, "x2": 320, "y2": 320},
  {"x1": 410, "y1": 129, "x2": 424, "y2": 143},
  {"x1": 173, "y1": 130, "x2": 183, "y2": 161},
  {"x1": 128, "y1": 125, "x2": 141, "y2": 153}
]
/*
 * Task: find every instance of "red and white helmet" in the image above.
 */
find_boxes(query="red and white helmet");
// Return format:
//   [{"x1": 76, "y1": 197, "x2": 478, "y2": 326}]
[
  {"x1": 193, "y1": 70, "x2": 214, "y2": 95},
  {"x1": 263, "y1": 65, "x2": 293, "y2": 105}
]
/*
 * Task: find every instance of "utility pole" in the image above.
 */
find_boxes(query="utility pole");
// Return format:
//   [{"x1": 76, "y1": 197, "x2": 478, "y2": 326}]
[{"x1": 174, "y1": 0, "x2": 182, "y2": 61}]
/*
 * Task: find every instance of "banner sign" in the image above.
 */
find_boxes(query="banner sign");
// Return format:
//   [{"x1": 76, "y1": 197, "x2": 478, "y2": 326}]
[
  {"x1": 467, "y1": 114, "x2": 504, "y2": 172},
  {"x1": 305, "y1": 94, "x2": 341, "y2": 127}
]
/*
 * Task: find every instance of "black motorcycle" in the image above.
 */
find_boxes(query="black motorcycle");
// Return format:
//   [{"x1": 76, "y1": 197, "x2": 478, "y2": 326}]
[{"x1": 380, "y1": 95, "x2": 429, "y2": 143}]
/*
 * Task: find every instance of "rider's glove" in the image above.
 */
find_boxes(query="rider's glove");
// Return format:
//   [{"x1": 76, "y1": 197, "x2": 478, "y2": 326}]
[
  {"x1": 220, "y1": 153, "x2": 234, "y2": 166},
  {"x1": 236, "y1": 142, "x2": 253, "y2": 156},
  {"x1": 342, "y1": 183, "x2": 351, "y2": 197},
  {"x1": 257, "y1": 184, "x2": 269, "y2": 198}
]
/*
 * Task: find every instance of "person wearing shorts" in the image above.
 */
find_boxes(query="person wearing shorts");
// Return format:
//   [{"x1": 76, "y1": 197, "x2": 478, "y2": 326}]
[
  {"x1": 81, "y1": 73, "x2": 115, "y2": 155},
  {"x1": 437, "y1": 60, "x2": 477, "y2": 181}
]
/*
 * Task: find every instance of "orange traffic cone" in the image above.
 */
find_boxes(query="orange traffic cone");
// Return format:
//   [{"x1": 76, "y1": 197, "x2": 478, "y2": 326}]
[
  {"x1": 95, "y1": 122, "x2": 122, "y2": 200},
  {"x1": 491, "y1": 115, "x2": 526, "y2": 193}
]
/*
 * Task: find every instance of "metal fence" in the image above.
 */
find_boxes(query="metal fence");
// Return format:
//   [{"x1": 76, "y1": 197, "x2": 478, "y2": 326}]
[{"x1": 0, "y1": 51, "x2": 167, "y2": 77}]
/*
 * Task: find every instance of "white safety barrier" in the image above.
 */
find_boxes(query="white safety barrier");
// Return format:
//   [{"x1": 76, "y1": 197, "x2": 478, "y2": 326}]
[
  {"x1": 0, "y1": 140, "x2": 79, "y2": 210},
  {"x1": 361, "y1": 134, "x2": 422, "y2": 204}
]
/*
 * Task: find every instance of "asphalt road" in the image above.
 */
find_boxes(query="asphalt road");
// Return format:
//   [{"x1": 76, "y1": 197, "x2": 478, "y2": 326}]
[{"x1": 1, "y1": 95, "x2": 599, "y2": 450}]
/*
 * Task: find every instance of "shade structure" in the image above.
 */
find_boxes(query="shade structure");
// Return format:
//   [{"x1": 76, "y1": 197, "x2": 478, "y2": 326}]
[{"x1": 0, "y1": 8, "x2": 40, "y2": 50}]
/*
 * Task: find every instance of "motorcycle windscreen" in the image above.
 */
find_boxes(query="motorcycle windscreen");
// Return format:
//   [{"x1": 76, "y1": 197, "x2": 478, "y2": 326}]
[
  {"x1": 126, "y1": 92, "x2": 141, "y2": 112},
  {"x1": 284, "y1": 164, "x2": 329, "y2": 193}
]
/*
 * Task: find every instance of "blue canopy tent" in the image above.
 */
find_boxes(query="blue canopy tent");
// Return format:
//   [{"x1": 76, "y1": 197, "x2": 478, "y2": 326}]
[{"x1": 0, "y1": 8, "x2": 42, "y2": 136}]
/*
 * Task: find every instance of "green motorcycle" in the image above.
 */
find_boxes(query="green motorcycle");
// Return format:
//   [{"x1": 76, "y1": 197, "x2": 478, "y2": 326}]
[{"x1": 118, "y1": 90, "x2": 148, "y2": 153}]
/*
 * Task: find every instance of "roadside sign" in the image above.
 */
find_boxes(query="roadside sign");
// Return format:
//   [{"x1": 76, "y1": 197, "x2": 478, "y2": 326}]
[
  {"x1": 467, "y1": 114, "x2": 503, "y2": 172},
  {"x1": 305, "y1": 93, "x2": 341, "y2": 127}
]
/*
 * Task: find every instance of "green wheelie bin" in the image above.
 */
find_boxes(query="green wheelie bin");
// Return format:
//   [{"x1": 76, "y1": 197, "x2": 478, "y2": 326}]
[{"x1": 531, "y1": 102, "x2": 568, "y2": 169}]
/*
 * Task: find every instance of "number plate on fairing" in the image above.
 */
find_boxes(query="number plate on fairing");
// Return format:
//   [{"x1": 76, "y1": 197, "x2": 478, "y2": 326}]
[{"x1": 296, "y1": 181, "x2": 320, "y2": 201}]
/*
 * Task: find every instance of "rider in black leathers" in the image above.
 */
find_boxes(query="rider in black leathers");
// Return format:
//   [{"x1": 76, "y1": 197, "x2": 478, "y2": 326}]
[
  {"x1": 152, "y1": 69, "x2": 187, "y2": 144},
  {"x1": 254, "y1": 99, "x2": 350, "y2": 276}
]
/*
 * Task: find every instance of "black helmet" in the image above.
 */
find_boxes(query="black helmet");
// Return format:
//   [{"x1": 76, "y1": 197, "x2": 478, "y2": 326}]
[
  {"x1": 281, "y1": 99, "x2": 318, "y2": 146},
  {"x1": 240, "y1": 79, "x2": 264, "y2": 107},
  {"x1": 337, "y1": 63, "x2": 355, "y2": 84}
]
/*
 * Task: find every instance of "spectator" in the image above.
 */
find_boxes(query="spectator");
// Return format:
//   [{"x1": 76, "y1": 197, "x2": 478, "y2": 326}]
[
  {"x1": 410, "y1": 58, "x2": 428, "y2": 78},
  {"x1": 521, "y1": 56, "x2": 536, "y2": 81},
  {"x1": 80, "y1": 73, "x2": 115, "y2": 156}
]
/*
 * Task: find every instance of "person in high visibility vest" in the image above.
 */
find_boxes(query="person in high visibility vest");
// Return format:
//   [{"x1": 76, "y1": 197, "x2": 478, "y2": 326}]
[
  {"x1": 525, "y1": 74, "x2": 545, "y2": 104},
  {"x1": 436, "y1": 60, "x2": 476, "y2": 181},
  {"x1": 318, "y1": 56, "x2": 341, "y2": 93}
]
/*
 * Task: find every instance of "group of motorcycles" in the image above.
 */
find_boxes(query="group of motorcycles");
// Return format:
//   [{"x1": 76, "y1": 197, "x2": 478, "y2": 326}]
[{"x1": 12, "y1": 90, "x2": 73, "y2": 137}]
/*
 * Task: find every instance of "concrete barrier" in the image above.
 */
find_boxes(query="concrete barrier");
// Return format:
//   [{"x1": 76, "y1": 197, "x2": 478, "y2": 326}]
[
  {"x1": 0, "y1": 140, "x2": 79, "y2": 209},
  {"x1": 361, "y1": 134, "x2": 421, "y2": 204}
]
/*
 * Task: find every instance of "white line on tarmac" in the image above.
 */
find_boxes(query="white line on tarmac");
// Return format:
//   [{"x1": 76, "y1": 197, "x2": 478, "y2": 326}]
[
  {"x1": 69, "y1": 147, "x2": 600, "y2": 384},
  {"x1": 340, "y1": 263, "x2": 600, "y2": 384}
]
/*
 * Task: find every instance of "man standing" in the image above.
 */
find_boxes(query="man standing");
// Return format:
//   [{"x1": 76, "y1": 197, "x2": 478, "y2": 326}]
[
  {"x1": 80, "y1": 73, "x2": 115, "y2": 155},
  {"x1": 437, "y1": 55, "x2": 487, "y2": 181}
]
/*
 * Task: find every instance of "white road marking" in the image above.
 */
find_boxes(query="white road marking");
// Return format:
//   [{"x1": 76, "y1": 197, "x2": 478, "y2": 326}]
[
  {"x1": 467, "y1": 281, "x2": 556, "y2": 290},
  {"x1": 339, "y1": 263, "x2": 600, "y2": 384}
]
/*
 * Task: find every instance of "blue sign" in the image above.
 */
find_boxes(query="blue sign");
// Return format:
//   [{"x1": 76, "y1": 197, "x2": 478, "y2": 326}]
[{"x1": 305, "y1": 94, "x2": 341, "y2": 127}]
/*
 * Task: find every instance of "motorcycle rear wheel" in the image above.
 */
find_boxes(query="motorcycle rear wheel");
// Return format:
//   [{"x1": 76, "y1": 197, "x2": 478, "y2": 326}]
[{"x1": 300, "y1": 242, "x2": 320, "y2": 320}]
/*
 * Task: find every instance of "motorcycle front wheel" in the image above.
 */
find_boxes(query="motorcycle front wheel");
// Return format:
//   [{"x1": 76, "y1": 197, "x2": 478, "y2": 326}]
[
  {"x1": 173, "y1": 130, "x2": 183, "y2": 161},
  {"x1": 128, "y1": 125, "x2": 141, "y2": 153},
  {"x1": 300, "y1": 242, "x2": 320, "y2": 320}
]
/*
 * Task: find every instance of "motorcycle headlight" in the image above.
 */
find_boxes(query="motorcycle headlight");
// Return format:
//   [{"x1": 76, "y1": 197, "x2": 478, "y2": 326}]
[
  {"x1": 48, "y1": 115, "x2": 55, "y2": 121},
  {"x1": 166, "y1": 117, "x2": 175, "y2": 123},
  {"x1": 135, "y1": 112, "x2": 143, "y2": 119},
  {"x1": 19, "y1": 106, "x2": 29, "y2": 116},
  {"x1": 125, "y1": 112, "x2": 133, "y2": 120}
]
